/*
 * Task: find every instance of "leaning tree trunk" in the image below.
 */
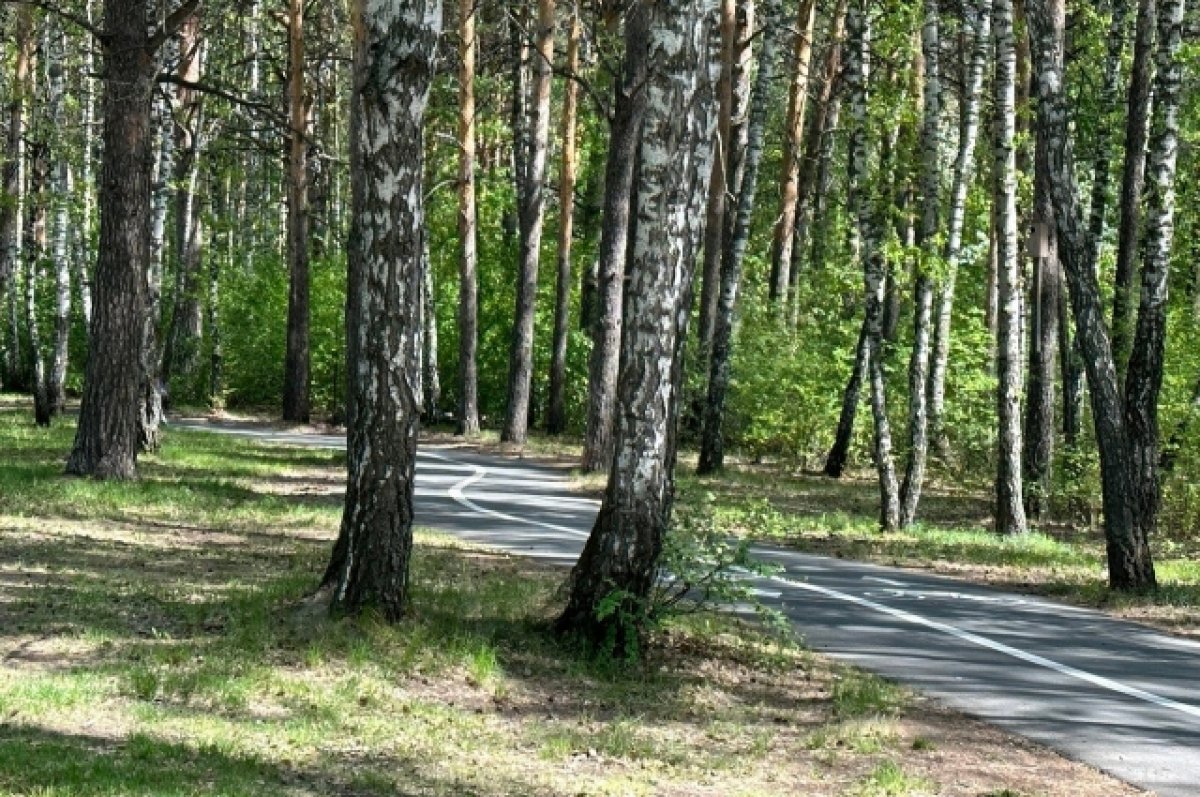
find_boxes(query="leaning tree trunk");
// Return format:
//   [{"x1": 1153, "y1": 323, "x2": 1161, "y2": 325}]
[
  {"x1": 67, "y1": 0, "x2": 157, "y2": 480},
  {"x1": 1124, "y1": 0, "x2": 1185, "y2": 575},
  {"x1": 1111, "y1": 0, "x2": 1157, "y2": 378},
  {"x1": 580, "y1": 5, "x2": 652, "y2": 473},
  {"x1": 698, "y1": 0, "x2": 782, "y2": 474},
  {"x1": 283, "y1": 0, "x2": 311, "y2": 422},
  {"x1": 325, "y1": 0, "x2": 440, "y2": 619},
  {"x1": 557, "y1": 0, "x2": 718, "y2": 654},
  {"x1": 455, "y1": 0, "x2": 481, "y2": 436},
  {"x1": 767, "y1": 0, "x2": 817, "y2": 301},
  {"x1": 846, "y1": 0, "x2": 899, "y2": 530},
  {"x1": 898, "y1": 0, "x2": 941, "y2": 528},
  {"x1": 502, "y1": 0, "x2": 555, "y2": 444},
  {"x1": 1026, "y1": 0, "x2": 1156, "y2": 590},
  {"x1": 928, "y1": 0, "x2": 991, "y2": 458},
  {"x1": 993, "y1": 0, "x2": 1028, "y2": 536},
  {"x1": 824, "y1": 319, "x2": 869, "y2": 478},
  {"x1": 547, "y1": 3, "x2": 582, "y2": 435}
]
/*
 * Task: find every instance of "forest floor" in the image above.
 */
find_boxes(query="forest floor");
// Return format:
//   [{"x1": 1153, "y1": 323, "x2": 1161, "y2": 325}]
[
  {"x1": 416, "y1": 425, "x2": 1200, "y2": 641},
  {"x1": 0, "y1": 402, "x2": 1144, "y2": 797}
]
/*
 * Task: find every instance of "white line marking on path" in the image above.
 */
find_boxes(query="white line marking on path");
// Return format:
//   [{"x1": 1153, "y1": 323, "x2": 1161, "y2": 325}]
[{"x1": 772, "y1": 574, "x2": 1200, "y2": 722}]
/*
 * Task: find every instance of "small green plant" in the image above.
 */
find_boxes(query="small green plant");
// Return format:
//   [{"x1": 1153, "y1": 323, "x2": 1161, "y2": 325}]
[
  {"x1": 855, "y1": 759, "x2": 934, "y2": 796},
  {"x1": 832, "y1": 670, "x2": 906, "y2": 719}
]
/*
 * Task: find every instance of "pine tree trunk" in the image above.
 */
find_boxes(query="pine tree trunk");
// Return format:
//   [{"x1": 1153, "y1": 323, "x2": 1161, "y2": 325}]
[
  {"x1": 1026, "y1": 0, "x2": 1156, "y2": 590},
  {"x1": 698, "y1": 0, "x2": 781, "y2": 474},
  {"x1": 1111, "y1": 0, "x2": 1156, "y2": 378},
  {"x1": 1124, "y1": 0, "x2": 1185, "y2": 575},
  {"x1": 67, "y1": 0, "x2": 156, "y2": 480},
  {"x1": 768, "y1": 0, "x2": 817, "y2": 301},
  {"x1": 847, "y1": 0, "x2": 899, "y2": 530},
  {"x1": 283, "y1": 0, "x2": 311, "y2": 422},
  {"x1": 547, "y1": 3, "x2": 581, "y2": 435},
  {"x1": 326, "y1": 0, "x2": 440, "y2": 619},
  {"x1": 502, "y1": 0, "x2": 556, "y2": 444},
  {"x1": 0, "y1": 9, "x2": 33, "y2": 391},
  {"x1": 993, "y1": 0, "x2": 1029, "y2": 535},
  {"x1": 898, "y1": 0, "x2": 941, "y2": 528},
  {"x1": 141, "y1": 94, "x2": 173, "y2": 453},
  {"x1": 580, "y1": 5, "x2": 652, "y2": 473},
  {"x1": 557, "y1": 0, "x2": 719, "y2": 653},
  {"x1": 456, "y1": 0, "x2": 481, "y2": 436}
]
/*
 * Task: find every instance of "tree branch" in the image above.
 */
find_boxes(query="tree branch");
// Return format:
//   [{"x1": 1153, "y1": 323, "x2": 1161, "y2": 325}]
[
  {"x1": 1, "y1": 0, "x2": 106, "y2": 43},
  {"x1": 148, "y1": 0, "x2": 202, "y2": 51}
]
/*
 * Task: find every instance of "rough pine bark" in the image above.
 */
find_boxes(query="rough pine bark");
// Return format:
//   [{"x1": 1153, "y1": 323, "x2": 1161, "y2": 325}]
[
  {"x1": 1111, "y1": 0, "x2": 1157, "y2": 377},
  {"x1": 326, "y1": 0, "x2": 440, "y2": 619},
  {"x1": 456, "y1": 0, "x2": 481, "y2": 436},
  {"x1": 547, "y1": 3, "x2": 582, "y2": 435},
  {"x1": 993, "y1": 0, "x2": 1028, "y2": 535},
  {"x1": 557, "y1": 0, "x2": 718, "y2": 652},
  {"x1": 283, "y1": 0, "x2": 311, "y2": 422},
  {"x1": 898, "y1": 0, "x2": 941, "y2": 528},
  {"x1": 580, "y1": 5, "x2": 652, "y2": 473},
  {"x1": 66, "y1": 0, "x2": 158, "y2": 480},
  {"x1": 698, "y1": 0, "x2": 781, "y2": 474},
  {"x1": 767, "y1": 0, "x2": 817, "y2": 301},
  {"x1": 1026, "y1": 0, "x2": 1156, "y2": 590},
  {"x1": 846, "y1": 0, "x2": 899, "y2": 530},
  {"x1": 502, "y1": 0, "x2": 555, "y2": 444},
  {"x1": 928, "y1": 0, "x2": 990, "y2": 458},
  {"x1": 1124, "y1": 0, "x2": 1185, "y2": 573}
]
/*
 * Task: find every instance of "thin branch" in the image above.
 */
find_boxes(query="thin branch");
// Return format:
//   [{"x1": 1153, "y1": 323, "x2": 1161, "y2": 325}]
[
  {"x1": 148, "y1": 0, "x2": 202, "y2": 51},
  {"x1": 1, "y1": 0, "x2": 106, "y2": 43}
]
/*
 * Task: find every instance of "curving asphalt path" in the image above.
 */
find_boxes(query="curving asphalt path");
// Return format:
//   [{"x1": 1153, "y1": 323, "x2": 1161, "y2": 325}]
[{"x1": 176, "y1": 419, "x2": 1200, "y2": 797}]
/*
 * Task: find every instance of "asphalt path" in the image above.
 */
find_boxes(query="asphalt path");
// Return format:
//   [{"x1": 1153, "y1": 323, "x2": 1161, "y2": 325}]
[{"x1": 176, "y1": 419, "x2": 1200, "y2": 796}]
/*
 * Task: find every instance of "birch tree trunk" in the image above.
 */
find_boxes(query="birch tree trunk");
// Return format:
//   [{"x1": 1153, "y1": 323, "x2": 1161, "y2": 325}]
[
  {"x1": 558, "y1": 0, "x2": 718, "y2": 653},
  {"x1": 993, "y1": 0, "x2": 1029, "y2": 535},
  {"x1": 141, "y1": 94, "x2": 173, "y2": 452},
  {"x1": 698, "y1": 0, "x2": 782, "y2": 474},
  {"x1": 928, "y1": 0, "x2": 990, "y2": 458},
  {"x1": 580, "y1": 5, "x2": 652, "y2": 472},
  {"x1": 26, "y1": 136, "x2": 51, "y2": 427},
  {"x1": 1111, "y1": 0, "x2": 1157, "y2": 377},
  {"x1": 1026, "y1": 0, "x2": 1156, "y2": 590},
  {"x1": 326, "y1": 0, "x2": 440, "y2": 619},
  {"x1": 456, "y1": 0, "x2": 481, "y2": 436},
  {"x1": 283, "y1": 0, "x2": 311, "y2": 422},
  {"x1": 824, "y1": 319, "x2": 869, "y2": 478},
  {"x1": 1124, "y1": 0, "x2": 1185, "y2": 570},
  {"x1": 547, "y1": 3, "x2": 581, "y2": 435},
  {"x1": 502, "y1": 0, "x2": 555, "y2": 444},
  {"x1": 48, "y1": 21, "x2": 71, "y2": 418},
  {"x1": 767, "y1": 0, "x2": 817, "y2": 301},
  {"x1": 847, "y1": 0, "x2": 899, "y2": 530},
  {"x1": 898, "y1": 0, "x2": 941, "y2": 528}
]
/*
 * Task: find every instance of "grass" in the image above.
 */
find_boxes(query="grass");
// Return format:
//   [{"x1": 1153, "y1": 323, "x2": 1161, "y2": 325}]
[{"x1": 0, "y1": 400, "x2": 1143, "y2": 796}]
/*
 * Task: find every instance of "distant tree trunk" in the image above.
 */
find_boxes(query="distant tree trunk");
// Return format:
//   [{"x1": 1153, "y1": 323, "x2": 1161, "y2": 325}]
[
  {"x1": 557, "y1": 0, "x2": 718, "y2": 652},
  {"x1": 66, "y1": 0, "x2": 157, "y2": 480},
  {"x1": 48, "y1": 22, "x2": 71, "y2": 417},
  {"x1": 1111, "y1": 0, "x2": 1156, "y2": 378},
  {"x1": 698, "y1": 0, "x2": 781, "y2": 474},
  {"x1": 846, "y1": 0, "x2": 898, "y2": 530},
  {"x1": 824, "y1": 319, "x2": 868, "y2": 478},
  {"x1": 422, "y1": 243, "x2": 440, "y2": 421},
  {"x1": 768, "y1": 0, "x2": 817, "y2": 301},
  {"x1": 898, "y1": 0, "x2": 941, "y2": 528},
  {"x1": 993, "y1": 0, "x2": 1028, "y2": 536},
  {"x1": 75, "y1": 0, "x2": 97, "y2": 331},
  {"x1": 0, "y1": 9, "x2": 34, "y2": 391},
  {"x1": 325, "y1": 0, "x2": 440, "y2": 619},
  {"x1": 929, "y1": 0, "x2": 991, "y2": 457},
  {"x1": 580, "y1": 5, "x2": 651, "y2": 473},
  {"x1": 162, "y1": 13, "x2": 205, "y2": 396},
  {"x1": 1026, "y1": 0, "x2": 1156, "y2": 590},
  {"x1": 283, "y1": 0, "x2": 311, "y2": 422},
  {"x1": 456, "y1": 0, "x2": 481, "y2": 436},
  {"x1": 26, "y1": 139, "x2": 51, "y2": 427},
  {"x1": 806, "y1": 93, "x2": 841, "y2": 276},
  {"x1": 141, "y1": 94, "x2": 173, "y2": 453},
  {"x1": 508, "y1": 4, "x2": 531, "y2": 243},
  {"x1": 547, "y1": 3, "x2": 582, "y2": 435},
  {"x1": 788, "y1": 0, "x2": 847, "y2": 305},
  {"x1": 1124, "y1": 0, "x2": 1185, "y2": 573},
  {"x1": 502, "y1": 0, "x2": 556, "y2": 444}
]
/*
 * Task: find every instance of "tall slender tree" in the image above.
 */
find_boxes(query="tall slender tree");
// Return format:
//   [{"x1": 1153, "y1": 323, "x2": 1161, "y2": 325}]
[
  {"x1": 325, "y1": 0, "x2": 441, "y2": 619},
  {"x1": 0, "y1": 8, "x2": 34, "y2": 391},
  {"x1": 282, "y1": 0, "x2": 311, "y2": 422},
  {"x1": 455, "y1": 0, "x2": 481, "y2": 436}
]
